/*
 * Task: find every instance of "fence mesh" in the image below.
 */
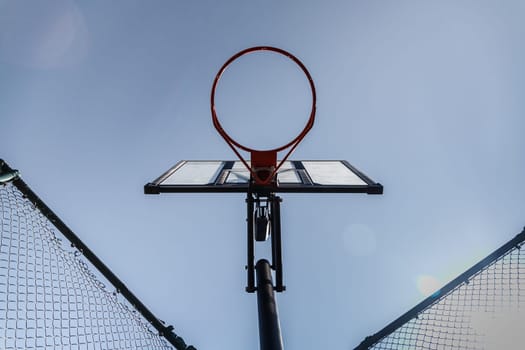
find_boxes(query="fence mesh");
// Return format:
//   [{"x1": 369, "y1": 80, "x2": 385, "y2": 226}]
[
  {"x1": 0, "y1": 181, "x2": 174, "y2": 350},
  {"x1": 363, "y1": 237, "x2": 525, "y2": 350}
]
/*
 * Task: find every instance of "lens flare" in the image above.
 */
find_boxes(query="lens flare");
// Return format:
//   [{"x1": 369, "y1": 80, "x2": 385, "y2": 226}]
[
  {"x1": 0, "y1": 0, "x2": 88, "y2": 69},
  {"x1": 416, "y1": 275, "x2": 441, "y2": 297}
]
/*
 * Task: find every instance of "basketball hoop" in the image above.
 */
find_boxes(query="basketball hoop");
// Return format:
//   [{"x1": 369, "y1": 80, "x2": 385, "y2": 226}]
[
  {"x1": 147, "y1": 46, "x2": 382, "y2": 349},
  {"x1": 211, "y1": 46, "x2": 316, "y2": 185}
]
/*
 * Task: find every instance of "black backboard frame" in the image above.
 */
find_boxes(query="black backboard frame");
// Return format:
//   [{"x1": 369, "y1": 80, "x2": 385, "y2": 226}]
[{"x1": 144, "y1": 160, "x2": 383, "y2": 195}]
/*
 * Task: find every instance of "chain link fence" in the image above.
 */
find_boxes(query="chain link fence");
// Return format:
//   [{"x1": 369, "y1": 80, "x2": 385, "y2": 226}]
[
  {"x1": 1, "y1": 173, "x2": 187, "y2": 349},
  {"x1": 356, "y1": 229, "x2": 525, "y2": 350}
]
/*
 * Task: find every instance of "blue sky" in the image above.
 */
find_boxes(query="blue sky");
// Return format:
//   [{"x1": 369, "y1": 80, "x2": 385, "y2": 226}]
[{"x1": 1, "y1": 0, "x2": 525, "y2": 349}]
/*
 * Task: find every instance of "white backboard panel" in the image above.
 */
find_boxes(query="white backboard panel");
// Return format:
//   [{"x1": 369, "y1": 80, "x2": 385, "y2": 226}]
[{"x1": 145, "y1": 160, "x2": 382, "y2": 194}]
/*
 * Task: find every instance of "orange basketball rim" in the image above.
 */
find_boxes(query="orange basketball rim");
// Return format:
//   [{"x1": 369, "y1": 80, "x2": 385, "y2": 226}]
[{"x1": 210, "y1": 46, "x2": 317, "y2": 185}]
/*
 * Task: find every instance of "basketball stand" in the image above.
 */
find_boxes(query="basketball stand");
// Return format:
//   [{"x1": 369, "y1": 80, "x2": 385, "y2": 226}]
[{"x1": 145, "y1": 47, "x2": 383, "y2": 350}]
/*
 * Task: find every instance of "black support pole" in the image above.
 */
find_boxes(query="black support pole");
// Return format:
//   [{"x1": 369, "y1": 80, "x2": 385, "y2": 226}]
[{"x1": 256, "y1": 259, "x2": 283, "y2": 350}]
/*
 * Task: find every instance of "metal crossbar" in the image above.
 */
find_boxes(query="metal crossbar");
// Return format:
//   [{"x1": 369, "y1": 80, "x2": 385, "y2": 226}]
[
  {"x1": 356, "y1": 228, "x2": 525, "y2": 350},
  {"x1": 0, "y1": 160, "x2": 195, "y2": 350}
]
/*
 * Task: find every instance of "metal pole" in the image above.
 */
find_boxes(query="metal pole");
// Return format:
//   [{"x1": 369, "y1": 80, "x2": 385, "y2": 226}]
[{"x1": 256, "y1": 259, "x2": 283, "y2": 350}]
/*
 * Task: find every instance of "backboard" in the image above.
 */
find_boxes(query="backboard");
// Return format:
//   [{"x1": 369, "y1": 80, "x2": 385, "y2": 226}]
[{"x1": 144, "y1": 160, "x2": 383, "y2": 194}]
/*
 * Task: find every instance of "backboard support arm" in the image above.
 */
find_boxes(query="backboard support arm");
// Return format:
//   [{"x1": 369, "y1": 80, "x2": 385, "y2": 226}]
[
  {"x1": 246, "y1": 192, "x2": 286, "y2": 293},
  {"x1": 246, "y1": 193, "x2": 256, "y2": 292},
  {"x1": 270, "y1": 195, "x2": 285, "y2": 292}
]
